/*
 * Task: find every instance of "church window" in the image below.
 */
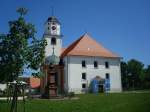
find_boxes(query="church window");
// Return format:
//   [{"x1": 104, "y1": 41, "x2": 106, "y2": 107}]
[
  {"x1": 82, "y1": 83, "x2": 86, "y2": 89},
  {"x1": 82, "y1": 73, "x2": 86, "y2": 80},
  {"x1": 82, "y1": 60, "x2": 86, "y2": 68},
  {"x1": 51, "y1": 37, "x2": 56, "y2": 45},
  {"x1": 48, "y1": 27, "x2": 50, "y2": 30},
  {"x1": 106, "y1": 73, "x2": 110, "y2": 79},
  {"x1": 94, "y1": 61, "x2": 98, "y2": 68},
  {"x1": 105, "y1": 61, "x2": 109, "y2": 68}
]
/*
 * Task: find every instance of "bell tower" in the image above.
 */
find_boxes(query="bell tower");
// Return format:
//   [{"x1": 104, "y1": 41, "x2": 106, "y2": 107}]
[
  {"x1": 43, "y1": 16, "x2": 62, "y2": 58},
  {"x1": 42, "y1": 16, "x2": 64, "y2": 97}
]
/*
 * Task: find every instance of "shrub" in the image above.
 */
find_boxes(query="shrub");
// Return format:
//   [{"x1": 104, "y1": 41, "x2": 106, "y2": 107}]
[{"x1": 68, "y1": 92, "x2": 75, "y2": 98}]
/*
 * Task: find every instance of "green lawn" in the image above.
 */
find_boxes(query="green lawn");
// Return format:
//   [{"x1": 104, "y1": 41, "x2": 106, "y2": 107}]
[{"x1": 0, "y1": 93, "x2": 150, "y2": 112}]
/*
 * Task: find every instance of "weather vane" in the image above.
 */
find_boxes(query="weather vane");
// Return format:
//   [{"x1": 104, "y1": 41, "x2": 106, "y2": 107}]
[{"x1": 17, "y1": 7, "x2": 28, "y2": 17}]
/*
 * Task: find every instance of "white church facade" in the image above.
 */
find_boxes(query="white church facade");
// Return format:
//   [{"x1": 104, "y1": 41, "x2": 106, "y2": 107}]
[
  {"x1": 63, "y1": 56, "x2": 122, "y2": 93},
  {"x1": 41, "y1": 16, "x2": 122, "y2": 97}
]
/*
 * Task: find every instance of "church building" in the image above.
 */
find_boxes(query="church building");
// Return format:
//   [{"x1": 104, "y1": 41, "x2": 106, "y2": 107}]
[{"x1": 40, "y1": 16, "x2": 122, "y2": 97}]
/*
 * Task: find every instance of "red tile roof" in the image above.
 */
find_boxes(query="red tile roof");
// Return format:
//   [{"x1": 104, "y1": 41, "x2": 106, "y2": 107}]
[
  {"x1": 61, "y1": 48, "x2": 66, "y2": 54},
  {"x1": 61, "y1": 33, "x2": 120, "y2": 58},
  {"x1": 30, "y1": 77, "x2": 40, "y2": 88}
]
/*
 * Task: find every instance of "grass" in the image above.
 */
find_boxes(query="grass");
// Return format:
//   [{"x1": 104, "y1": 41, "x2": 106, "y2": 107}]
[{"x1": 0, "y1": 93, "x2": 150, "y2": 112}]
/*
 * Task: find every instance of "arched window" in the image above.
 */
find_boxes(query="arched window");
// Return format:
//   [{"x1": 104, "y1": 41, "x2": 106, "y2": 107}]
[{"x1": 51, "y1": 37, "x2": 56, "y2": 45}]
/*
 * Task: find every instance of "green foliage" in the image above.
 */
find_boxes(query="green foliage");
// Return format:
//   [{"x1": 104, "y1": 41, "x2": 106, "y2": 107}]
[
  {"x1": 145, "y1": 65, "x2": 150, "y2": 81},
  {"x1": 127, "y1": 59, "x2": 144, "y2": 88},
  {"x1": 0, "y1": 8, "x2": 46, "y2": 83},
  {"x1": 142, "y1": 65, "x2": 150, "y2": 88},
  {"x1": 128, "y1": 59, "x2": 144, "y2": 77},
  {"x1": 121, "y1": 59, "x2": 150, "y2": 90},
  {"x1": 121, "y1": 61, "x2": 128, "y2": 88}
]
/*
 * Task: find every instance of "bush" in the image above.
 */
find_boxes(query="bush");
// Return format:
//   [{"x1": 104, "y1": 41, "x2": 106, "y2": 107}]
[
  {"x1": 68, "y1": 92, "x2": 75, "y2": 98},
  {"x1": 0, "y1": 89, "x2": 7, "y2": 97}
]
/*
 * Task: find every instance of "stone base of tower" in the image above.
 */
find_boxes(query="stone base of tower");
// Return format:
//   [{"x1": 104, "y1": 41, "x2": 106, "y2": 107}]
[{"x1": 40, "y1": 64, "x2": 64, "y2": 98}]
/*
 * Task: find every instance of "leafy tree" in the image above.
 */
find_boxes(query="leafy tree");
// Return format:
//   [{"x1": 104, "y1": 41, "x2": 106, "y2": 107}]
[
  {"x1": 143, "y1": 65, "x2": 150, "y2": 88},
  {"x1": 121, "y1": 59, "x2": 150, "y2": 90},
  {"x1": 127, "y1": 59, "x2": 144, "y2": 89},
  {"x1": 121, "y1": 61, "x2": 128, "y2": 89},
  {"x1": 145, "y1": 65, "x2": 150, "y2": 80},
  {"x1": 0, "y1": 8, "x2": 46, "y2": 83}
]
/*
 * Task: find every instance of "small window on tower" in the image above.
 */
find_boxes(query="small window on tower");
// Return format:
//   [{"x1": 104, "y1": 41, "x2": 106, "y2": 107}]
[
  {"x1": 51, "y1": 38, "x2": 56, "y2": 45},
  {"x1": 48, "y1": 27, "x2": 50, "y2": 30}
]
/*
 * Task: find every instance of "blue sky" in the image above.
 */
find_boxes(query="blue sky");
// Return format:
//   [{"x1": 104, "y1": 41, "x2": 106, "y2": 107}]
[{"x1": 0, "y1": 0, "x2": 150, "y2": 66}]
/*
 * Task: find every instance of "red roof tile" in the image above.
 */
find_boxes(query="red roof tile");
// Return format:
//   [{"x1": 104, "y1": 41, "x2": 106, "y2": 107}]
[
  {"x1": 61, "y1": 33, "x2": 120, "y2": 58},
  {"x1": 61, "y1": 48, "x2": 66, "y2": 54},
  {"x1": 30, "y1": 77, "x2": 40, "y2": 88}
]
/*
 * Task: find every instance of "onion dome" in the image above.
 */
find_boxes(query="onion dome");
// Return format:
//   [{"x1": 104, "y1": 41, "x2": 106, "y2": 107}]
[
  {"x1": 45, "y1": 47, "x2": 60, "y2": 65},
  {"x1": 45, "y1": 54, "x2": 60, "y2": 65}
]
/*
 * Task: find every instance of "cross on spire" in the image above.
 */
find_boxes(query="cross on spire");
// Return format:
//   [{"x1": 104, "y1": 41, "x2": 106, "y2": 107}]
[{"x1": 51, "y1": 6, "x2": 54, "y2": 16}]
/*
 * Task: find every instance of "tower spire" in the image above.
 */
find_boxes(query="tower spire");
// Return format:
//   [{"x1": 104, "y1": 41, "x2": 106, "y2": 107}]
[{"x1": 51, "y1": 6, "x2": 54, "y2": 16}]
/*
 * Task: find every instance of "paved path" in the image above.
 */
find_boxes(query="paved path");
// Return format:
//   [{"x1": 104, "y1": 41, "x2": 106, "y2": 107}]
[{"x1": 0, "y1": 96, "x2": 27, "y2": 100}]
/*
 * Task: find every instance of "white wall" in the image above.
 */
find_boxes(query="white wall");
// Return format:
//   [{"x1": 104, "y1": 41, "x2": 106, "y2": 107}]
[
  {"x1": 44, "y1": 19, "x2": 62, "y2": 57},
  {"x1": 45, "y1": 37, "x2": 62, "y2": 57},
  {"x1": 64, "y1": 56, "x2": 122, "y2": 93}
]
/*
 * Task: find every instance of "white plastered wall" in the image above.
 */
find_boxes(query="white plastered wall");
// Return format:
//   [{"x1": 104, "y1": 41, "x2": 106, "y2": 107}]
[{"x1": 64, "y1": 56, "x2": 122, "y2": 94}]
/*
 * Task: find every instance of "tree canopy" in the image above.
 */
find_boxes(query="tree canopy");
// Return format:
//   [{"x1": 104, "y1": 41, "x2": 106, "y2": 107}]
[
  {"x1": 0, "y1": 8, "x2": 46, "y2": 83},
  {"x1": 121, "y1": 59, "x2": 150, "y2": 90}
]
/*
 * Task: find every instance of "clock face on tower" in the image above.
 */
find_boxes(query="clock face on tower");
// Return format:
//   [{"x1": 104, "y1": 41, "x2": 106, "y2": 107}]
[
  {"x1": 52, "y1": 26, "x2": 56, "y2": 30},
  {"x1": 51, "y1": 25, "x2": 57, "y2": 35}
]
